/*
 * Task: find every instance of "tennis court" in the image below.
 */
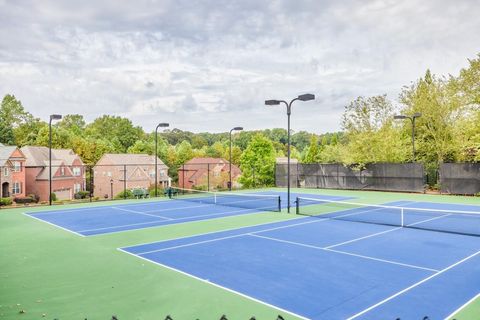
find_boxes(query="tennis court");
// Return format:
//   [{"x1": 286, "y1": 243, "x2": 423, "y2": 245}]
[
  {"x1": 24, "y1": 190, "x2": 348, "y2": 236},
  {"x1": 120, "y1": 199, "x2": 480, "y2": 319}
]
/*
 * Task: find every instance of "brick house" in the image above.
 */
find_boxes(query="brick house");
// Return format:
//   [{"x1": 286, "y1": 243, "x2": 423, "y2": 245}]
[
  {"x1": 93, "y1": 154, "x2": 170, "y2": 199},
  {"x1": 178, "y1": 157, "x2": 242, "y2": 190},
  {"x1": 21, "y1": 146, "x2": 86, "y2": 201},
  {"x1": 0, "y1": 143, "x2": 27, "y2": 198}
]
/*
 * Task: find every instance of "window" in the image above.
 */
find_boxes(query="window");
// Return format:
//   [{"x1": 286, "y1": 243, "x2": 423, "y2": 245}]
[
  {"x1": 60, "y1": 167, "x2": 65, "y2": 176},
  {"x1": 149, "y1": 171, "x2": 155, "y2": 178},
  {"x1": 107, "y1": 171, "x2": 112, "y2": 177},
  {"x1": 160, "y1": 170, "x2": 165, "y2": 177},
  {"x1": 13, "y1": 161, "x2": 21, "y2": 172},
  {"x1": 12, "y1": 182, "x2": 21, "y2": 194},
  {"x1": 3, "y1": 167, "x2": 8, "y2": 177},
  {"x1": 74, "y1": 183, "x2": 81, "y2": 193},
  {"x1": 72, "y1": 167, "x2": 81, "y2": 176}
]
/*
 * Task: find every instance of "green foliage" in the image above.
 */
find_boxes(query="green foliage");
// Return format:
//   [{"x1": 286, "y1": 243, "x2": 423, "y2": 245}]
[
  {"x1": 114, "y1": 189, "x2": 134, "y2": 199},
  {"x1": 74, "y1": 191, "x2": 90, "y2": 199},
  {"x1": 50, "y1": 193, "x2": 57, "y2": 202},
  {"x1": 0, "y1": 198, "x2": 13, "y2": 206},
  {"x1": 303, "y1": 135, "x2": 320, "y2": 163},
  {"x1": 239, "y1": 133, "x2": 276, "y2": 188}
]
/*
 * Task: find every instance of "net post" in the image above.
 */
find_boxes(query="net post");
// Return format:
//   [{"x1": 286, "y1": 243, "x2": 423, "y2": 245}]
[
  {"x1": 295, "y1": 197, "x2": 299, "y2": 215},
  {"x1": 277, "y1": 196, "x2": 281, "y2": 212},
  {"x1": 401, "y1": 208, "x2": 404, "y2": 227},
  {"x1": 214, "y1": 192, "x2": 217, "y2": 204}
]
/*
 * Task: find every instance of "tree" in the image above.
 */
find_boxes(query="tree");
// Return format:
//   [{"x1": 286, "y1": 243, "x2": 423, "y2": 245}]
[
  {"x1": 400, "y1": 70, "x2": 461, "y2": 164},
  {"x1": 303, "y1": 135, "x2": 320, "y2": 163},
  {"x1": 0, "y1": 94, "x2": 35, "y2": 145},
  {"x1": 57, "y1": 114, "x2": 86, "y2": 136},
  {"x1": 239, "y1": 134, "x2": 276, "y2": 188},
  {"x1": 291, "y1": 131, "x2": 312, "y2": 151},
  {"x1": 85, "y1": 115, "x2": 144, "y2": 153}
]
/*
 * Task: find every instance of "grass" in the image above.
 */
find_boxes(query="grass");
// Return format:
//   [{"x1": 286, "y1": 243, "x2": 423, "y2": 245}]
[{"x1": 1, "y1": 188, "x2": 479, "y2": 319}]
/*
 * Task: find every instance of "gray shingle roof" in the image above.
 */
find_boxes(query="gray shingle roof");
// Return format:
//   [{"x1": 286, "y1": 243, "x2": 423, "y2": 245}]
[{"x1": 0, "y1": 145, "x2": 17, "y2": 166}]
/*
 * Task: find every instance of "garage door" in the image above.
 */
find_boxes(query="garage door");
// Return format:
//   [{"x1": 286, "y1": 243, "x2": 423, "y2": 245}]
[{"x1": 54, "y1": 189, "x2": 71, "y2": 200}]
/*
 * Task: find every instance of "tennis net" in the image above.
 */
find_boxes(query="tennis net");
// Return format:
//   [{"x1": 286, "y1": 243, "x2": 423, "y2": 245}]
[
  {"x1": 296, "y1": 197, "x2": 480, "y2": 237},
  {"x1": 169, "y1": 187, "x2": 281, "y2": 212}
]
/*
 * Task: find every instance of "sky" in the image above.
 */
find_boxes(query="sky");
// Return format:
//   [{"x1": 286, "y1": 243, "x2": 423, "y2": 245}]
[{"x1": 0, "y1": 0, "x2": 479, "y2": 134}]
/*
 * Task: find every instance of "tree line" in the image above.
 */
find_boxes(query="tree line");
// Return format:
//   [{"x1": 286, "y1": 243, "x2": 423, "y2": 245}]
[{"x1": 1, "y1": 53, "x2": 479, "y2": 187}]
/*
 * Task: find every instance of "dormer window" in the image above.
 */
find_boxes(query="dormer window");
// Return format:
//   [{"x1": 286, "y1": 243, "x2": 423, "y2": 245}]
[
  {"x1": 60, "y1": 167, "x2": 65, "y2": 176},
  {"x1": 13, "y1": 161, "x2": 21, "y2": 172}
]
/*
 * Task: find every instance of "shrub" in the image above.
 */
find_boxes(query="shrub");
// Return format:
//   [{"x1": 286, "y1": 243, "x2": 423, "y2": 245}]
[
  {"x1": 14, "y1": 196, "x2": 36, "y2": 204},
  {"x1": 50, "y1": 193, "x2": 57, "y2": 202},
  {"x1": 27, "y1": 194, "x2": 40, "y2": 203},
  {"x1": 114, "y1": 189, "x2": 134, "y2": 199},
  {"x1": 74, "y1": 191, "x2": 90, "y2": 199},
  {"x1": 0, "y1": 198, "x2": 13, "y2": 206}
]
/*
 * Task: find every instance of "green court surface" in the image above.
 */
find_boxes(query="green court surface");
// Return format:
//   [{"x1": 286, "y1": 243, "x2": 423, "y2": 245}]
[
  {"x1": 1, "y1": 188, "x2": 479, "y2": 319},
  {"x1": 449, "y1": 295, "x2": 480, "y2": 320}
]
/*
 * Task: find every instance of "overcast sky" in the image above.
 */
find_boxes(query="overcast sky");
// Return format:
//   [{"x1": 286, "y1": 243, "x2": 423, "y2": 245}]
[{"x1": 0, "y1": 0, "x2": 479, "y2": 134}]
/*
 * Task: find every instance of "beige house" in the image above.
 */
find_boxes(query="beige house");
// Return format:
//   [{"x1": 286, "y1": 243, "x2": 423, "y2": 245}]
[{"x1": 93, "y1": 153, "x2": 170, "y2": 199}]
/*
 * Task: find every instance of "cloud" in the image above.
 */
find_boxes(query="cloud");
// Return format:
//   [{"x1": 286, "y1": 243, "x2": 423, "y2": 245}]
[{"x1": 0, "y1": 0, "x2": 479, "y2": 133}]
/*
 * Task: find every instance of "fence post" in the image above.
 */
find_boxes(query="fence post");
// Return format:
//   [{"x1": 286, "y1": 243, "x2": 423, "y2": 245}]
[
  {"x1": 182, "y1": 164, "x2": 185, "y2": 191},
  {"x1": 89, "y1": 165, "x2": 93, "y2": 202},
  {"x1": 207, "y1": 163, "x2": 210, "y2": 191},
  {"x1": 252, "y1": 165, "x2": 256, "y2": 188},
  {"x1": 123, "y1": 164, "x2": 127, "y2": 199}
]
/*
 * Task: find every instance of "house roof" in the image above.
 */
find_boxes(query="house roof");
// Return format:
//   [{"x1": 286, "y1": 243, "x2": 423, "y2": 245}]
[
  {"x1": 0, "y1": 145, "x2": 19, "y2": 166},
  {"x1": 21, "y1": 146, "x2": 83, "y2": 167},
  {"x1": 186, "y1": 157, "x2": 228, "y2": 165},
  {"x1": 98, "y1": 153, "x2": 168, "y2": 168}
]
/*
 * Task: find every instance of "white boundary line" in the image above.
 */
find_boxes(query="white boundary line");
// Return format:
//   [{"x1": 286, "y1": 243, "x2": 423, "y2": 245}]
[
  {"x1": 117, "y1": 247, "x2": 309, "y2": 320},
  {"x1": 79, "y1": 207, "x2": 264, "y2": 234},
  {"x1": 133, "y1": 218, "x2": 331, "y2": 254},
  {"x1": 144, "y1": 203, "x2": 211, "y2": 213},
  {"x1": 325, "y1": 227, "x2": 402, "y2": 249},
  {"x1": 248, "y1": 234, "x2": 438, "y2": 273},
  {"x1": 346, "y1": 249, "x2": 480, "y2": 320},
  {"x1": 22, "y1": 212, "x2": 86, "y2": 237},
  {"x1": 111, "y1": 206, "x2": 173, "y2": 220},
  {"x1": 443, "y1": 292, "x2": 480, "y2": 320}
]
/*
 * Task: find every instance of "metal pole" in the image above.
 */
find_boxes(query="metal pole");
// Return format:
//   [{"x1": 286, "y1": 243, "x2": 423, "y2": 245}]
[
  {"x1": 123, "y1": 164, "x2": 127, "y2": 199},
  {"x1": 207, "y1": 163, "x2": 210, "y2": 191},
  {"x1": 287, "y1": 103, "x2": 291, "y2": 213},
  {"x1": 229, "y1": 130, "x2": 232, "y2": 191},
  {"x1": 411, "y1": 117, "x2": 416, "y2": 162},
  {"x1": 155, "y1": 126, "x2": 158, "y2": 197},
  {"x1": 49, "y1": 118, "x2": 52, "y2": 206},
  {"x1": 89, "y1": 166, "x2": 93, "y2": 202}
]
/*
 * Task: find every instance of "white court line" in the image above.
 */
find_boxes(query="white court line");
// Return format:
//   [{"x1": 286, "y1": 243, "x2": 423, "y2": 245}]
[
  {"x1": 117, "y1": 248, "x2": 309, "y2": 320},
  {"x1": 22, "y1": 212, "x2": 86, "y2": 237},
  {"x1": 248, "y1": 234, "x2": 438, "y2": 273},
  {"x1": 346, "y1": 249, "x2": 480, "y2": 320},
  {"x1": 131, "y1": 202, "x2": 416, "y2": 255},
  {"x1": 144, "y1": 203, "x2": 211, "y2": 213},
  {"x1": 324, "y1": 227, "x2": 403, "y2": 249},
  {"x1": 407, "y1": 213, "x2": 453, "y2": 227},
  {"x1": 443, "y1": 292, "x2": 480, "y2": 320},
  {"x1": 78, "y1": 207, "x2": 258, "y2": 233},
  {"x1": 111, "y1": 206, "x2": 173, "y2": 220},
  {"x1": 134, "y1": 217, "x2": 333, "y2": 254}
]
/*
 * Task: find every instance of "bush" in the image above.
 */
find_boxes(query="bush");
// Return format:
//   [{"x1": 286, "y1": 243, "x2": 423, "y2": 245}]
[
  {"x1": 74, "y1": 191, "x2": 90, "y2": 199},
  {"x1": 114, "y1": 189, "x2": 134, "y2": 199},
  {"x1": 0, "y1": 198, "x2": 12, "y2": 206},
  {"x1": 27, "y1": 194, "x2": 40, "y2": 203},
  {"x1": 50, "y1": 193, "x2": 57, "y2": 202},
  {"x1": 14, "y1": 196, "x2": 36, "y2": 204}
]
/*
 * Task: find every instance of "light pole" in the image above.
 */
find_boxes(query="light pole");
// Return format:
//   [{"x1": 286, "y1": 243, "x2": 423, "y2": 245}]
[
  {"x1": 229, "y1": 127, "x2": 243, "y2": 190},
  {"x1": 49, "y1": 114, "x2": 62, "y2": 205},
  {"x1": 155, "y1": 123, "x2": 169, "y2": 197},
  {"x1": 110, "y1": 178, "x2": 114, "y2": 199},
  {"x1": 265, "y1": 94, "x2": 315, "y2": 213},
  {"x1": 394, "y1": 113, "x2": 422, "y2": 162}
]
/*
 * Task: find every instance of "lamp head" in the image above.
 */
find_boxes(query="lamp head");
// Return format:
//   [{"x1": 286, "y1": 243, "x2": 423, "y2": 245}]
[
  {"x1": 298, "y1": 93, "x2": 315, "y2": 101},
  {"x1": 394, "y1": 115, "x2": 407, "y2": 120},
  {"x1": 233, "y1": 127, "x2": 243, "y2": 131},
  {"x1": 413, "y1": 112, "x2": 422, "y2": 118},
  {"x1": 50, "y1": 114, "x2": 62, "y2": 120},
  {"x1": 265, "y1": 100, "x2": 281, "y2": 106},
  {"x1": 158, "y1": 123, "x2": 169, "y2": 128}
]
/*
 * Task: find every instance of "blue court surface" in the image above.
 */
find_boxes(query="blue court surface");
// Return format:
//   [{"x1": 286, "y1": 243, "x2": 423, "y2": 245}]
[
  {"x1": 25, "y1": 191, "x2": 348, "y2": 236},
  {"x1": 121, "y1": 200, "x2": 480, "y2": 319}
]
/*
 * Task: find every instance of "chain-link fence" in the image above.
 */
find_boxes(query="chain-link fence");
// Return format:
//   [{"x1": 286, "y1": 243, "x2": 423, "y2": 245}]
[
  {"x1": 439, "y1": 163, "x2": 480, "y2": 195},
  {"x1": 0, "y1": 163, "x2": 171, "y2": 207},
  {"x1": 177, "y1": 162, "x2": 245, "y2": 191},
  {"x1": 276, "y1": 163, "x2": 426, "y2": 193}
]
